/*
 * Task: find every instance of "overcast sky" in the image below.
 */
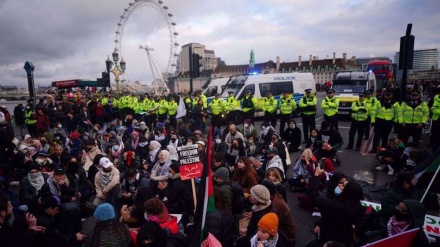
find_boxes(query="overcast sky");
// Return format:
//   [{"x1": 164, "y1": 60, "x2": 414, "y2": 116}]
[{"x1": 0, "y1": 0, "x2": 439, "y2": 87}]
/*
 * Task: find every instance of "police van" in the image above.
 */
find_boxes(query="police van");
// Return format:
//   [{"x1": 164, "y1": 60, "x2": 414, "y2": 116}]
[
  {"x1": 219, "y1": 72, "x2": 316, "y2": 123},
  {"x1": 331, "y1": 71, "x2": 376, "y2": 116},
  {"x1": 202, "y1": 77, "x2": 231, "y2": 104}
]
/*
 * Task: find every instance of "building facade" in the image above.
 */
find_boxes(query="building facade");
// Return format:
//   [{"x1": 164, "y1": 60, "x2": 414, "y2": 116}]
[{"x1": 394, "y1": 48, "x2": 439, "y2": 82}]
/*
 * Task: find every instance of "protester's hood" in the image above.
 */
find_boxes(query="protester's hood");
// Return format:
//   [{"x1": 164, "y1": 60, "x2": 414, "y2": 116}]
[{"x1": 403, "y1": 199, "x2": 426, "y2": 228}]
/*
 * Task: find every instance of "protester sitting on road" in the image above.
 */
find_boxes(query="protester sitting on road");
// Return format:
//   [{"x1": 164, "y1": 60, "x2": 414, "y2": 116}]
[
  {"x1": 314, "y1": 120, "x2": 343, "y2": 167},
  {"x1": 231, "y1": 156, "x2": 259, "y2": 196},
  {"x1": 305, "y1": 128, "x2": 319, "y2": 150},
  {"x1": 261, "y1": 180, "x2": 296, "y2": 245},
  {"x1": 243, "y1": 119, "x2": 258, "y2": 140},
  {"x1": 288, "y1": 148, "x2": 316, "y2": 193},
  {"x1": 135, "y1": 220, "x2": 169, "y2": 247},
  {"x1": 264, "y1": 148, "x2": 285, "y2": 180},
  {"x1": 250, "y1": 212, "x2": 294, "y2": 247},
  {"x1": 282, "y1": 119, "x2": 302, "y2": 153},
  {"x1": 237, "y1": 184, "x2": 274, "y2": 247},
  {"x1": 94, "y1": 157, "x2": 121, "y2": 206},
  {"x1": 384, "y1": 200, "x2": 429, "y2": 247},
  {"x1": 265, "y1": 167, "x2": 287, "y2": 203},
  {"x1": 120, "y1": 186, "x2": 153, "y2": 228},
  {"x1": 84, "y1": 203, "x2": 132, "y2": 247},
  {"x1": 225, "y1": 137, "x2": 246, "y2": 167},
  {"x1": 19, "y1": 163, "x2": 48, "y2": 214}
]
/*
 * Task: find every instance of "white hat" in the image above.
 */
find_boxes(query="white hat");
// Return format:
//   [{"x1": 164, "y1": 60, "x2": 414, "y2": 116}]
[
  {"x1": 197, "y1": 140, "x2": 206, "y2": 146},
  {"x1": 0, "y1": 112, "x2": 4, "y2": 122},
  {"x1": 99, "y1": 157, "x2": 113, "y2": 168}
]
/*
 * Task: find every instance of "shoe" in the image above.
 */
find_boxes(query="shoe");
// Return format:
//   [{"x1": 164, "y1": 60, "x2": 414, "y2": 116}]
[
  {"x1": 368, "y1": 149, "x2": 377, "y2": 154},
  {"x1": 355, "y1": 147, "x2": 360, "y2": 151},
  {"x1": 376, "y1": 164, "x2": 386, "y2": 171},
  {"x1": 387, "y1": 165, "x2": 395, "y2": 176},
  {"x1": 345, "y1": 146, "x2": 353, "y2": 150}
]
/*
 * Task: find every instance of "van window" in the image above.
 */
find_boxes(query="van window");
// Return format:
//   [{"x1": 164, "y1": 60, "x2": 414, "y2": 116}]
[
  {"x1": 238, "y1": 84, "x2": 255, "y2": 100},
  {"x1": 205, "y1": 86, "x2": 217, "y2": 97},
  {"x1": 259, "y1": 81, "x2": 293, "y2": 96}
]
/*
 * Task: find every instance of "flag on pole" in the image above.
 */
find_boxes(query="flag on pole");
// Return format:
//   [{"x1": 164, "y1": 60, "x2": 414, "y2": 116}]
[
  {"x1": 176, "y1": 96, "x2": 187, "y2": 119},
  {"x1": 189, "y1": 125, "x2": 215, "y2": 246}
]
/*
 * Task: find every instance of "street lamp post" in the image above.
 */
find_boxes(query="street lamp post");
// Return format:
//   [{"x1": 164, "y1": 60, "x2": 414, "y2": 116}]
[{"x1": 107, "y1": 48, "x2": 126, "y2": 94}]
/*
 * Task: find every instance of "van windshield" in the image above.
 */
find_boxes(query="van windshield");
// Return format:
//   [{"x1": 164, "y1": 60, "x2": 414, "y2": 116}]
[
  {"x1": 333, "y1": 80, "x2": 366, "y2": 93},
  {"x1": 220, "y1": 76, "x2": 247, "y2": 97}
]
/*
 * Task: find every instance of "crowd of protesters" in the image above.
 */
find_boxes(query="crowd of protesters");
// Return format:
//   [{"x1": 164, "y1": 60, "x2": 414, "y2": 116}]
[{"x1": 0, "y1": 83, "x2": 438, "y2": 247}]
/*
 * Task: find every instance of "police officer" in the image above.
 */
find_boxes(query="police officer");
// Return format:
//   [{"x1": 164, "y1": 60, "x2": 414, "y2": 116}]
[
  {"x1": 209, "y1": 93, "x2": 225, "y2": 128},
  {"x1": 398, "y1": 90, "x2": 429, "y2": 145},
  {"x1": 279, "y1": 91, "x2": 297, "y2": 132},
  {"x1": 321, "y1": 89, "x2": 339, "y2": 130},
  {"x1": 346, "y1": 92, "x2": 368, "y2": 151},
  {"x1": 369, "y1": 90, "x2": 399, "y2": 153},
  {"x1": 241, "y1": 89, "x2": 258, "y2": 124},
  {"x1": 24, "y1": 98, "x2": 37, "y2": 137},
  {"x1": 364, "y1": 90, "x2": 377, "y2": 140},
  {"x1": 167, "y1": 96, "x2": 178, "y2": 128},
  {"x1": 299, "y1": 88, "x2": 317, "y2": 142},
  {"x1": 157, "y1": 95, "x2": 169, "y2": 123},
  {"x1": 225, "y1": 90, "x2": 240, "y2": 123},
  {"x1": 262, "y1": 91, "x2": 278, "y2": 127},
  {"x1": 430, "y1": 86, "x2": 440, "y2": 151}
]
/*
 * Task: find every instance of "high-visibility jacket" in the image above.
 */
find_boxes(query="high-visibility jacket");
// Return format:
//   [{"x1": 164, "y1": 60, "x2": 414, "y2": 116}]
[
  {"x1": 225, "y1": 96, "x2": 239, "y2": 112},
  {"x1": 365, "y1": 97, "x2": 378, "y2": 117},
  {"x1": 280, "y1": 97, "x2": 297, "y2": 114},
  {"x1": 398, "y1": 100, "x2": 429, "y2": 124},
  {"x1": 167, "y1": 100, "x2": 178, "y2": 115},
  {"x1": 25, "y1": 110, "x2": 36, "y2": 125},
  {"x1": 158, "y1": 99, "x2": 169, "y2": 114},
  {"x1": 262, "y1": 96, "x2": 277, "y2": 113},
  {"x1": 351, "y1": 100, "x2": 368, "y2": 121},
  {"x1": 371, "y1": 100, "x2": 399, "y2": 123},
  {"x1": 431, "y1": 95, "x2": 440, "y2": 121},
  {"x1": 299, "y1": 96, "x2": 317, "y2": 115},
  {"x1": 321, "y1": 96, "x2": 339, "y2": 116},
  {"x1": 200, "y1": 94, "x2": 207, "y2": 108},
  {"x1": 209, "y1": 98, "x2": 225, "y2": 115},
  {"x1": 241, "y1": 95, "x2": 258, "y2": 112}
]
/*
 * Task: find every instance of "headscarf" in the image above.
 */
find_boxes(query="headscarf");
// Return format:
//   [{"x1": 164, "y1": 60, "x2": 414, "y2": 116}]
[
  {"x1": 167, "y1": 145, "x2": 178, "y2": 161},
  {"x1": 28, "y1": 171, "x2": 45, "y2": 191}
]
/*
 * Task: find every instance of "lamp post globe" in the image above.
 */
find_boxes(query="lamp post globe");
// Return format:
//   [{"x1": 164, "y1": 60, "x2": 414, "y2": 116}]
[
  {"x1": 112, "y1": 49, "x2": 119, "y2": 62},
  {"x1": 120, "y1": 58, "x2": 126, "y2": 72},
  {"x1": 106, "y1": 57, "x2": 113, "y2": 72}
]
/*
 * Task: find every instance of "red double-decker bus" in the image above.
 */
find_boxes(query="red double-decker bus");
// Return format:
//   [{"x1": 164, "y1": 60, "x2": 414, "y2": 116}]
[{"x1": 367, "y1": 60, "x2": 394, "y2": 96}]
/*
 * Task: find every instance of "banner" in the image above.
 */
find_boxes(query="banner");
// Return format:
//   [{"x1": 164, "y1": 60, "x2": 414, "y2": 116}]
[
  {"x1": 176, "y1": 96, "x2": 187, "y2": 119},
  {"x1": 177, "y1": 144, "x2": 203, "y2": 180},
  {"x1": 362, "y1": 228, "x2": 419, "y2": 247},
  {"x1": 361, "y1": 200, "x2": 440, "y2": 237}
]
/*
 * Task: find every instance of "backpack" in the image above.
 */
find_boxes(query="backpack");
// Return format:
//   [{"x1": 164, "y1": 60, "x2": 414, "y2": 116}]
[{"x1": 230, "y1": 181, "x2": 245, "y2": 214}]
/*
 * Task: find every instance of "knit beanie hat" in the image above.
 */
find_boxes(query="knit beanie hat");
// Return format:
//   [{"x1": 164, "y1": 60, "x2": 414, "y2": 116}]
[
  {"x1": 94, "y1": 203, "x2": 115, "y2": 221},
  {"x1": 250, "y1": 184, "x2": 271, "y2": 205},
  {"x1": 214, "y1": 167, "x2": 229, "y2": 181},
  {"x1": 169, "y1": 161, "x2": 180, "y2": 173},
  {"x1": 258, "y1": 212, "x2": 278, "y2": 236},
  {"x1": 261, "y1": 180, "x2": 277, "y2": 196}
]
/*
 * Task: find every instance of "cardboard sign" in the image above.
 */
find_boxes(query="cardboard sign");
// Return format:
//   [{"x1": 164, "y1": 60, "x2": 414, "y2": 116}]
[
  {"x1": 361, "y1": 200, "x2": 440, "y2": 237},
  {"x1": 177, "y1": 145, "x2": 203, "y2": 180}
]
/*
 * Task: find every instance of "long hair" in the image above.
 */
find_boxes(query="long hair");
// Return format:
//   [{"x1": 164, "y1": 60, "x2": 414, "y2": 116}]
[
  {"x1": 213, "y1": 186, "x2": 229, "y2": 215},
  {"x1": 233, "y1": 156, "x2": 258, "y2": 179}
]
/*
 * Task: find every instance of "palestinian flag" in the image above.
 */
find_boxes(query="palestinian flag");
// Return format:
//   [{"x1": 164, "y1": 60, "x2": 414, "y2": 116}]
[
  {"x1": 414, "y1": 148, "x2": 440, "y2": 194},
  {"x1": 189, "y1": 125, "x2": 215, "y2": 246}
]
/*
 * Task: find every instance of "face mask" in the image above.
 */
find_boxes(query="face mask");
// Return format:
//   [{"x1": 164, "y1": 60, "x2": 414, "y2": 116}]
[
  {"x1": 261, "y1": 126, "x2": 266, "y2": 130},
  {"x1": 289, "y1": 124, "x2": 295, "y2": 128},
  {"x1": 112, "y1": 145, "x2": 119, "y2": 151},
  {"x1": 36, "y1": 158, "x2": 44, "y2": 164},
  {"x1": 40, "y1": 141, "x2": 47, "y2": 145},
  {"x1": 187, "y1": 142, "x2": 193, "y2": 145},
  {"x1": 55, "y1": 136, "x2": 60, "y2": 140},
  {"x1": 334, "y1": 186, "x2": 342, "y2": 196},
  {"x1": 171, "y1": 138, "x2": 176, "y2": 142},
  {"x1": 244, "y1": 123, "x2": 249, "y2": 128},
  {"x1": 394, "y1": 208, "x2": 411, "y2": 222},
  {"x1": 83, "y1": 136, "x2": 89, "y2": 140},
  {"x1": 57, "y1": 124, "x2": 62, "y2": 128},
  {"x1": 215, "y1": 139, "x2": 221, "y2": 144},
  {"x1": 28, "y1": 172, "x2": 41, "y2": 180}
]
